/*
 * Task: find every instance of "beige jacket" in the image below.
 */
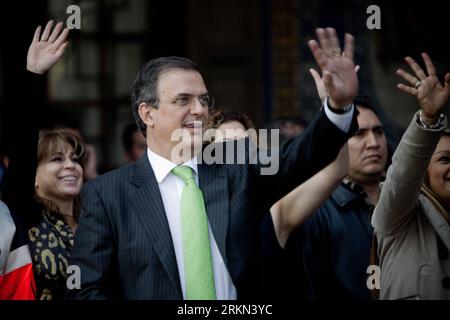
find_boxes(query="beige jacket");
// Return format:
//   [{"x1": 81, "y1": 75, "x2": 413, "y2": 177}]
[{"x1": 372, "y1": 112, "x2": 450, "y2": 300}]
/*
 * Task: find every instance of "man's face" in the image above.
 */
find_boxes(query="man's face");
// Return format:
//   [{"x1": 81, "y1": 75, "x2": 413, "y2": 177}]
[
  {"x1": 348, "y1": 106, "x2": 388, "y2": 183},
  {"x1": 147, "y1": 69, "x2": 210, "y2": 161}
]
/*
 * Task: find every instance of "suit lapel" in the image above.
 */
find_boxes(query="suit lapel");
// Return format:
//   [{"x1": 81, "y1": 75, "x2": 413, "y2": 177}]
[
  {"x1": 131, "y1": 155, "x2": 182, "y2": 295},
  {"x1": 198, "y1": 162, "x2": 230, "y2": 267},
  {"x1": 420, "y1": 195, "x2": 450, "y2": 251}
]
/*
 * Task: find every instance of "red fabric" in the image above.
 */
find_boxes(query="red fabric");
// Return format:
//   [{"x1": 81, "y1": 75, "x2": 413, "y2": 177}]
[{"x1": 0, "y1": 263, "x2": 36, "y2": 300}]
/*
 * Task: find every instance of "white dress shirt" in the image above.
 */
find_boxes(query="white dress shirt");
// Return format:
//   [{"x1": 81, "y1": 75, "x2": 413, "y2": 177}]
[
  {"x1": 324, "y1": 98, "x2": 355, "y2": 133},
  {"x1": 147, "y1": 148, "x2": 237, "y2": 300},
  {"x1": 145, "y1": 103, "x2": 352, "y2": 300}
]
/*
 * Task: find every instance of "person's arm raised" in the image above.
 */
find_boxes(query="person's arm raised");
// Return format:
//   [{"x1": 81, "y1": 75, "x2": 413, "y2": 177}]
[
  {"x1": 308, "y1": 27, "x2": 358, "y2": 111},
  {"x1": 373, "y1": 53, "x2": 450, "y2": 235},
  {"x1": 2, "y1": 20, "x2": 70, "y2": 226},
  {"x1": 27, "y1": 20, "x2": 69, "y2": 74},
  {"x1": 309, "y1": 65, "x2": 360, "y2": 104}
]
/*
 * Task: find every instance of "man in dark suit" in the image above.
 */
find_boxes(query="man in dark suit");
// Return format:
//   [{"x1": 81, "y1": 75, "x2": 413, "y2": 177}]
[{"x1": 68, "y1": 27, "x2": 360, "y2": 299}]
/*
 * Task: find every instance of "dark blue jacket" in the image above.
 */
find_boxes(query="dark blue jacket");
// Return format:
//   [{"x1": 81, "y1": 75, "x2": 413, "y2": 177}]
[{"x1": 292, "y1": 183, "x2": 374, "y2": 300}]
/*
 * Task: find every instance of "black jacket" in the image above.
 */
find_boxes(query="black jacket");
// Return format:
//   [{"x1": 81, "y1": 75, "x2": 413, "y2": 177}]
[{"x1": 68, "y1": 108, "x2": 358, "y2": 299}]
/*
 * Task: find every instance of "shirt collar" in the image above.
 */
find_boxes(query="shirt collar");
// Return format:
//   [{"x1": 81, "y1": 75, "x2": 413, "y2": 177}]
[
  {"x1": 146, "y1": 147, "x2": 198, "y2": 184},
  {"x1": 342, "y1": 178, "x2": 367, "y2": 196},
  {"x1": 333, "y1": 178, "x2": 380, "y2": 209},
  {"x1": 331, "y1": 179, "x2": 367, "y2": 208}
]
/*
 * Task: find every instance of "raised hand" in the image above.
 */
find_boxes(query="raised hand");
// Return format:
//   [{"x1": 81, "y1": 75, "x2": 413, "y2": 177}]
[
  {"x1": 27, "y1": 20, "x2": 69, "y2": 74},
  {"x1": 396, "y1": 53, "x2": 450, "y2": 122},
  {"x1": 308, "y1": 27, "x2": 358, "y2": 109},
  {"x1": 309, "y1": 65, "x2": 360, "y2": 103}
]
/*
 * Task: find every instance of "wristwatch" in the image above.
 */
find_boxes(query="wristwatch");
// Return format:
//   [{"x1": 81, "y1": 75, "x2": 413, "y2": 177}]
[
  {"x1": 325, "y1": 96, "x2": 353, "y2": 114},
  {"x1": 417, "y1": 110, "x2": 446, "y2": 130}
]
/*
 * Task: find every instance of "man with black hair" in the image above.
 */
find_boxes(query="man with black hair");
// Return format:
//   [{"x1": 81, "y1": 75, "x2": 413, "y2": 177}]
[
  {"x1": 69, "y1": 28, "x2": 360, "y2": 299},
  {"x1": 288, "y1": 95, "x2": 389, "y2": 300}
]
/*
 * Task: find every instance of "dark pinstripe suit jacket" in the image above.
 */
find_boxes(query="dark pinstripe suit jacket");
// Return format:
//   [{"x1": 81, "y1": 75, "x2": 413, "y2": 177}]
[{"x1": 68, "y1": 108, "x2": 358, "y2": 299}]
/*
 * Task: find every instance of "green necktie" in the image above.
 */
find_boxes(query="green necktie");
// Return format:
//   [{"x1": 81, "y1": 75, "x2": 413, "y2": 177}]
[{"x1": 171, "y1": 165, "x2": 216, "y2": 300}]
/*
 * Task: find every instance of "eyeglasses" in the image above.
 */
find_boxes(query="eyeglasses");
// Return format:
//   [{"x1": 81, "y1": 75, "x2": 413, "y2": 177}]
[{"x1": 157, "y1": 93, "x2": 215, "y2": 109}]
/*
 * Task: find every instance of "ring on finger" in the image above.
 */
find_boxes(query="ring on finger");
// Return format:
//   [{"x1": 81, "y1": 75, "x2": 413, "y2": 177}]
[{"x1": 414, "y1": 80, "x2": 422, "y2": 89}]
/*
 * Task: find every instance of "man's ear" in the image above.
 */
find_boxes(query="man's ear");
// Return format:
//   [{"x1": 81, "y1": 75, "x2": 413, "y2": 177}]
[{"x1": 138, "y1": 103, "x2": 155, "y2": 128}]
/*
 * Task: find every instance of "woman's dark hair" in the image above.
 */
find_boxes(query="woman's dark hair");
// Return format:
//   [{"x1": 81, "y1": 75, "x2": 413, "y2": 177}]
[{"x1": 208, "y1": 109, "x2": 255, "y2": 130}]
